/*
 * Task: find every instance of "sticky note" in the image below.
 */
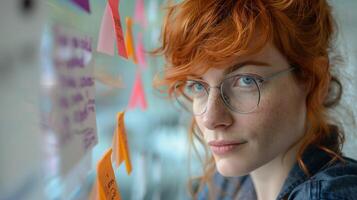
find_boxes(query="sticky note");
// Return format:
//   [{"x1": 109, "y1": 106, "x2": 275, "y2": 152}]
[
  {"x1": 134, "y1": 0, "x2": 147, "y2": 28},
  {"x1": 117, "y1": 112, "x2": 133, "y2": 174},
  {"x1": 97, "y1": 3, "x2": 115, "y2": 56},
  {"x1": 95, "y1": 70, "x2": 125, "y2": 88},
  {"x1": 52, "y1": 24, "x2": 98, "y2": 175},
  {"x1": 71, "y1": 0, "x2": 91, "y2": 13},
  {"x1": 97, "y1": 149, "x2": 122, "y2": 200},
  {"x1": 111, "y1": 112, "x2": 132, "y2": 174},
  {"x1": 136, "y1": 33, "x2": 147, "y2": 70},
  {"x1": 128, "y1": 72, "x2": 147, "y2": 110},
  {"x1": 111, "y1": 127, "x2": 119, "y2": 167},
  {"x1": 125, "y1": 17, "x2": 137, "y2": 64},
  {"x1": 108, "y1": 0, "x2": 128, "y2": 58},
  {"x1": 112, "y1": 126, "x2": 124, "y2": 168}
]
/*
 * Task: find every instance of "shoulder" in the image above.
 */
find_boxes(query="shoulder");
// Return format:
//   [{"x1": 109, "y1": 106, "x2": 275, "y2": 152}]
[{"x1": 288, "y1": 157, "x2": 357, "y2": 200}]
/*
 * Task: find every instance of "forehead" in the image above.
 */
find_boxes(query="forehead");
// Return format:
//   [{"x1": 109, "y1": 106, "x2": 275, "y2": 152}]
[{"x1": 189, "y1": 41, "x2": 286, "y2": 78}]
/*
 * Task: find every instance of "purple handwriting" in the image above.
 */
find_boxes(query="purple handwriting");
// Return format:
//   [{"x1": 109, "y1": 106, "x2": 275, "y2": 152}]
[
  {"x1": 56, "y1": 34, "x2": 92, "y2": 52},
  {"x1": 86, "y1": 99, "x2": 96, "y2": 113},
  {"x1": 59, "y1": 95, "x2": 95, "y2": 114},
  {"x1": 87, "y1": 105, "x2": 95, "y2": 113},
  {"x1": 88, "y1": 99, "x2": 95, "y2": 105},
  {"x1": 80, "y1": 128, "x2": 97, "y2": 150},
  {"x1": 73, "y1": 106, "x2": 88, "y2": 123},
  {"x1": 58, "y1": 75, "x2": 94, "y2": 89},
  {"x1": 59, "y1": 76, "x2": 77, "y2": 88},
  {"x1": 80, "y1": 76, "x2": 94, "y2": 87},
  {"x1": 83, "y1": 133, "x2": 96, "y2": 150},
  {"x1": 54, "y1": 56, "x2": 85, "y2": 69},
  {"x1": 67, "y1": 56, "x2": 85, "y2": 69},
  {"x1": 72, "y1": 93, "x2": 84, "y2": 104},
  {"x1": 57, "y1": 35, "x2": 68, "y2": 46},
  {"x1": 54, "y1": 108, "x2": 96, "y2": 148},
  {"x1": 59, "y1": 97, "x2": 70, "y2": 109}
]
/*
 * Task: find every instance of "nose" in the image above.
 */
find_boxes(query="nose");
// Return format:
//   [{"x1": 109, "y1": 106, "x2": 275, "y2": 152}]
[{"x1": 201, "y1": 88, "x2": 233, "y2": 130}]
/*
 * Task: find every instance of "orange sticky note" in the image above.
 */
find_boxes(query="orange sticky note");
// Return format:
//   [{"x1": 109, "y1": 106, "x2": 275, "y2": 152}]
[
  {"x1": 111, "y1": 128, "x2": 118, "y2": 167},
  {"x1": 108, "y1": 0, "x2": 128, "y2": 58},
  {"x1": 125, "y1": 17, "x2": 137, "y2": 64},
  {"x1": 128, "y1": 72, "x2": 147, "y2": 110},
  {"x1": 97, "y1": 149, "x2": 122, "y2": 200},
  {"x1": 112, "y1": 125, "x2": 124, "y2": 168},
  {"x1": 97, "y1": 178, "x2": 106, "y2": 200},
  {"x1": 117, "y1": 112, "x2": 133, "y2": 174},
  {"x1": 89, "y1": 178, "x2": 106, "y2": 200}
]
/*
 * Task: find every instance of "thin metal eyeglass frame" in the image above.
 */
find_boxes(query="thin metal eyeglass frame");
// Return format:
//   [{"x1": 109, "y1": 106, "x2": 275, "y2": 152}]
[{"x1": 174, "y1": 67, "x2": 296, "y2": 115}]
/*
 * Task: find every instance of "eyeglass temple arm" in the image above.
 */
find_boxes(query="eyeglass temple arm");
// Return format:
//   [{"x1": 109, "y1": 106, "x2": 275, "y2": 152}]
[{"x1": 262, "y1": 67, "x2": 296, "y2": 82}]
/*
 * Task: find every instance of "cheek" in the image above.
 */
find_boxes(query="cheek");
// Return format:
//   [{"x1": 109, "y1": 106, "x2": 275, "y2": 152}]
[
  {"x1": 241, "y1": 103, "x2": 283, "y2": 142},
  {"x1": 247, "y1": 87, "x2": 306, "y2": 147}
]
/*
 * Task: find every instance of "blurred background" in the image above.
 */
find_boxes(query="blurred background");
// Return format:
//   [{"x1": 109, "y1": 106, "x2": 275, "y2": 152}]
[{"x1": 0, "y1": 0, "x2": 356, "y2": 200}]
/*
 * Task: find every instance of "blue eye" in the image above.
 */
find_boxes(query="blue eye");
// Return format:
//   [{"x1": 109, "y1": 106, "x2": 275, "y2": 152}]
[
  {"x1": 193, "y1": 83, "x2": 204, "y2": 91},
  {"x1": 240, "y1": 76, "x2": 255, "y2": 86},
  {"x1": 232, "y1": 76, "x2": 256, "y2": 88},
  {"x1": 186, "y1": 81, "x2": 206, "y2": 97}
]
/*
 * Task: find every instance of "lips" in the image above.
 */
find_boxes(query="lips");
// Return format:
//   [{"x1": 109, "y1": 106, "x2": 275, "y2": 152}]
[
  {"x1": 208, "y1": 140, "x2": 246, "y2": 146},
  {"x1": 208, "y1": 140, "x2": 246, "y2": 155}
]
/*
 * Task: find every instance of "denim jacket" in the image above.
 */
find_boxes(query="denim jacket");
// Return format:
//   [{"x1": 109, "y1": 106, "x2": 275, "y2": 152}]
[{"x1": 197, "y1": 146, "x2": 357, "y2": 200}]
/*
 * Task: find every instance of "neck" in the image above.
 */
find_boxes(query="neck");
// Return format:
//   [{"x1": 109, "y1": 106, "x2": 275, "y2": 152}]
[{"x1": 250, "y1": 142, "x2": 302, "y2": 200}]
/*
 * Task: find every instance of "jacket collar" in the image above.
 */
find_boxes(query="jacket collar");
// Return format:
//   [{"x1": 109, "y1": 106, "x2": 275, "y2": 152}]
[{"x1": 276, "y1": 145, "x2": 335, "y2": 199}]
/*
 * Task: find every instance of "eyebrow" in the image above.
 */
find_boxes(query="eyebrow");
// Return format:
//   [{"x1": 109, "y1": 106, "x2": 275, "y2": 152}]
[{"x1": 223, "y1": 60, "x2": 271, "y2": 75}]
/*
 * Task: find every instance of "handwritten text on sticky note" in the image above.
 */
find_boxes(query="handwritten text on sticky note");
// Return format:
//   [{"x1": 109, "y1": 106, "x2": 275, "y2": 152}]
[
  {"x1": 97, "y1": 149, "x2": 122, "y2": 200},
  {"x1": 108, "y1": 0, "x2": 127, "y2": 58}
]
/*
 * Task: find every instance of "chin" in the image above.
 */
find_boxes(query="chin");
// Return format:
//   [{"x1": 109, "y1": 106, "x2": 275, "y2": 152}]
[{"x1": 215, "y1": 158, "x2": 251, "y2": 177}]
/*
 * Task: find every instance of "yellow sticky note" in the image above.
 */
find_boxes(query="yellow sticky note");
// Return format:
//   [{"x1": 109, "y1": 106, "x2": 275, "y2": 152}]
[
  {"x1": 97, "y1": 149, "x2": 122, "y2": 200},
  {"x1": 125, "y1": 17, "x2": 137, "y2": 64},
  {"x1": 117, "y1": 112, "x2": 132, "y2": 174}
]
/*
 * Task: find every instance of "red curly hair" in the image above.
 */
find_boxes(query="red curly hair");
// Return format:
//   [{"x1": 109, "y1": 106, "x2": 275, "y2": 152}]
[{"x1": 153, "y1": 0, "x2": 345, "y2": 198}]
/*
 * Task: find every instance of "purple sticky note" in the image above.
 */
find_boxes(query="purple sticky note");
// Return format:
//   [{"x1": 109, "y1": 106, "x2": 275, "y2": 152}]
[{"x1": 71, "y1": 0, "x2": 91, "y2": 13}]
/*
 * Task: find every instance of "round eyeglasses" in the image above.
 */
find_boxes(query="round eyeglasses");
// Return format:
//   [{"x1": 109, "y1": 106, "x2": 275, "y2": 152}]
[{"x1": 173, "y1": 67, "x2": 296, "y2": 115}]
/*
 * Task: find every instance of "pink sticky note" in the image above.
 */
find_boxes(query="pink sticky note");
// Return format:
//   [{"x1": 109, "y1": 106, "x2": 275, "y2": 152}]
[
  {"x1": 136, "y1": 33, "x2": 147, "y2": 70},
  {"x1": 97, "y1": 3, "x2": 115, "y2": 56},
  {"x1": 109, "y1": 0, "x2": 128, "y2": 58},
  {"x1": 128, "y1": 72, "x2": 147, "y2": 110},
  {"x1": 71, "y1": 0, "x2": 91, "y2": 13},
  {"x1": 134, "y1": 0, "x2": 147, "y2": 28}
]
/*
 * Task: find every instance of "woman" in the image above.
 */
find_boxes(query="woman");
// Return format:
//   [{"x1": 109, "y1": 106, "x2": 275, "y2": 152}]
[{"x1": 154, "y1": 0, "x2": 357, "y2": 199}]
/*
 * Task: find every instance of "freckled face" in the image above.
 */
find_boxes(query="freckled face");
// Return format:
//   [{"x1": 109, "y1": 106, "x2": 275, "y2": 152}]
[{"x1": 194, "y1": 42, "x2": 307, "y2": 176}]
